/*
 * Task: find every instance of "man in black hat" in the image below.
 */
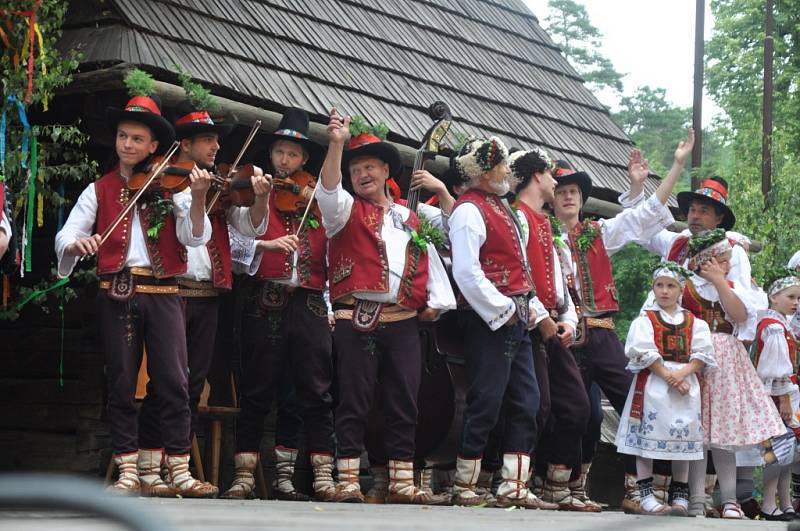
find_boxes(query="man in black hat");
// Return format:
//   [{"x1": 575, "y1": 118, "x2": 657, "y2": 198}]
[
  {"x1": 221, "y1": 107, "x2": 340, "y2": 502},
  {"x1": 135, "y1": 88, "x2": 272, "y2": 497},
  {"x1": 549, "y1": 129, "x2": 692, "y2": 512},
  {"x1": 54, "y1": 70, "x2": 214, "y2": 496},
  {"x1": 317, "y1": 109, "x2": 455, "y2": 504}
]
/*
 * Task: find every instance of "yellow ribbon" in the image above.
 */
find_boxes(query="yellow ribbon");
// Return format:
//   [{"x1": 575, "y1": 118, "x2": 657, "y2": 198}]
[
  {"x1": 34, "y1": 22, "x2": 47, "y2": 110},
  {"x1": 36, "y1": 168, "x2": 43, "y2": 227}
]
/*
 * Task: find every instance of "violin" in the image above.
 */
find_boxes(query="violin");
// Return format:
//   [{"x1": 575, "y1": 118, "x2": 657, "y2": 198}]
[
  {"x1": 272, "y1": 170, "x2": 320, "y2": 217},
  {"x1": 127, "y1": 156, "x2": 196, "y2": 193},
  {"x1": 205, "y1": 163, "x2": 257, "y2": 215}
]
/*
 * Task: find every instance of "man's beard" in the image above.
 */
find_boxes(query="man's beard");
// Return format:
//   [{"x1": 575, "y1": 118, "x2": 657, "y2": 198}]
[{"x1": 489, "y1": 178, "x2": 510, "y2": 196}]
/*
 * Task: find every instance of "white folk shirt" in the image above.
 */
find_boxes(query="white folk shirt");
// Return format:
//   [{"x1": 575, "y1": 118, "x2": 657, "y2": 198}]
[
  {"x1": 558, "y1": 193, "x2": 675, "y2": 318},
  {"x1": 449, "y1": 200, "x2": 549, "y2": 331},
  {"x1": 316, "y1": 181, "x2": 456, "y2": 312},
  {"x1": 755, "y1": 309, "x2": 798, "y2": 397},
  {"x1": 54, "y1": 181, "x2": 211, "y2": 278},
  {"x1": 177, "y1": 192, "x2": 267, "y2": 282}
]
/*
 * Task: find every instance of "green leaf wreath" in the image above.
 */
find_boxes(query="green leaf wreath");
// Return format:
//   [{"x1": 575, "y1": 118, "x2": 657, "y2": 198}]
[
  {"x1": 349, "y1": 115, "x2": 389, "y2": 139},
  {"x1": 574, "y1": 220, "x2": 602, "y2": 252},
  {"x1": 549, "y1": 214, "x2": 567, "y2": 248},
  {"x1": 409, "y1": 213, "x2": 447, "y2": 253},
  {"x1": 687, "y1": 228, "x2": 727, "y2": 254}
]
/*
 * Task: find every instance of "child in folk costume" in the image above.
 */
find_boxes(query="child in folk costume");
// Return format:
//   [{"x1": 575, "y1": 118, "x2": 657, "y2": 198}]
[
  {"x1": 753, "y1": 270, "x2": 800, "y2": 521},
  {"x1": 615, "y1": 263, "x2": 716, "y2": 516},
  {"x1": 681, "y1": 229, "x2": 785, "y2": 519}
]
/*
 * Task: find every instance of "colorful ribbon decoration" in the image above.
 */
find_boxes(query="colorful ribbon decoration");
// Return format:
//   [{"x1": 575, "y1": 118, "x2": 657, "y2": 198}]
[{"x1": 23, "y1": 135, "x2": 37, "y2": 273}]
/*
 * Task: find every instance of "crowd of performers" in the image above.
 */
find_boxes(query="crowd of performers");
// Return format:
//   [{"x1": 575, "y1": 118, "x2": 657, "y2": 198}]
[{"x1": 2, "y1": 70, "x2": 797, "y2": 519}]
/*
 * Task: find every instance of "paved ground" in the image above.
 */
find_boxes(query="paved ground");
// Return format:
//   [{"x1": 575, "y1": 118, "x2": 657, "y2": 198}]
[{"x1": 0, "y1": 498, "x2": 794, "y2": 531}]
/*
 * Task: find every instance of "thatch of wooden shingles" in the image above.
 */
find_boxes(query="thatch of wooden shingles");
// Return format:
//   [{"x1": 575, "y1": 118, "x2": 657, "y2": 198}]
[{"x1": 61, "y1": 0, "x2": 662, "y2": 200}]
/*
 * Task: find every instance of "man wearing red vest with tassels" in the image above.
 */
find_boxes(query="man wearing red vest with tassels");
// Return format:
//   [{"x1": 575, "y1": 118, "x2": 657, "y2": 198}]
[
  {"x1": 54, "y1": 69, "x2": 215, "y2": 497},
  {"x1": 136, "y1": 83, "x2": 271, "y2": 497},
  {"x1": 550, "y1": 129, "x2": 691, "y2": 512},
  {"x1": 222, "y1": 108, "x2": 338, "y2": 502},
  {"x1": 318, "y1": 109, "x2": 455, "y2": 504}
]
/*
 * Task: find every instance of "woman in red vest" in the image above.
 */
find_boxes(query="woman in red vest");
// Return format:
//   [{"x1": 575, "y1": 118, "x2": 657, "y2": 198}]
[
  {"x1": 54, "y1": 70, "x2": 216, "y2": 497},
  {"x1": 753, "y1": 270, "x2": 800, "y2": 521},
  {"x1": 615, "y1": 263, "x2": 715, "y2": 516}
]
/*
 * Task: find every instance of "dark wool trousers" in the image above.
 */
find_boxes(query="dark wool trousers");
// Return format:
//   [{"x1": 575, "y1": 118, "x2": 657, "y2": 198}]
[
  {"x1": 534, "y1": 334, "x2": 591, "y2": 469},
  {"x1": 458, "y1": 310, "x2": 539, "y2": 459},
  {"x1": 97, "y1": 290, "x2": 191, "y2": 455},
  {"x1": 235, "y1": 284, "x2": 334, "y2": 454},
  {"x1": 139, "y1": 295, "x2": 219, "y2": 448}
]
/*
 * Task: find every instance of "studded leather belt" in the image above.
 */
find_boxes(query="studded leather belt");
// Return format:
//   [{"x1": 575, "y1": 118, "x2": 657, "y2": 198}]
[
  {"x1": 99, "y1": 281, "x2": 178, "y2": 295},
  {"x1": 177, "y1": 278, "x2": 218, "y2": 298},
  {"x1": 586, "y1": 317, "x2": 615, "y2": 330},
  {"x1": 333, "y1": 304, "x2": 417, "y2": 323}
]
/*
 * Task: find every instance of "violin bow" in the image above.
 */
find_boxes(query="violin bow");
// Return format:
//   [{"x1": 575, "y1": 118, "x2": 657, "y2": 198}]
[
  {"x1": 205, "y1": 120, "x2": 262, "y2": 214},
  {"x1": 81, "y1": 141, "x2": 181, "y2": 261},
  {"x1": 405, "y1": 101, "x2": 452, "y2": 213},
  {"x1": 294, "y1": 183, "x2": 318, "y2": 238}
]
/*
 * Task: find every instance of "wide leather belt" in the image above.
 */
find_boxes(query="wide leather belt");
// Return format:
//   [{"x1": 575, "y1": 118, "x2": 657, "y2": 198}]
[
  {"x1": 178, "y1": 278, "x2": 218, "y2": 298},
  {"x1": 334, "y1": 304, "x2": 417, "y2": 323},
  {"x1": 586, "y1": 316, "x2": 615, "y2": 330},
  {"x1": 128, "y1": 267, "x2": 154, "y2": 277},
  {"x1": 99, "y1": 281, "x2": 178, "y2": 295}
]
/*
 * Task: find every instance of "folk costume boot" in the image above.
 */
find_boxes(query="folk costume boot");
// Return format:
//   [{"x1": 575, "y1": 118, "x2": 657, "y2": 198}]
[
  {"x1": 332, "y1": 457, "x2": 364, "y2": 503},
  {"x1": 542, "y1": 464, "x2": 598, "y2": 512},
  {"x1": 386, "y1": 460, "x2": 445, "y2": 504},
  {"x1": 138, "y1": 448, "x2": 176, "y2": 497},
  {"x1": 451, "y1": 457, "x2": 485, "y2": 507},
  {"x1": 220, "y1": 452, "x2": 258, "y2": 499},
  {"x1": 569, "y1": 463, "x2": 602, "y2": 511},
  {"x1": 166, "y1": 453, "x2": 219, "y2": 498},
  {"x1": 652, "y1": 473, "x2": 671, "y2": 505},
  {"x1": 495, "y1": 453, "x2": 558, "y2": 510},
  {"x1": 273, "y1": 446, "x2": 310, "y2": 501},
  {"x1": 668, "y1": 481, "x2": 690, "y2": 516},
  {"x1": 637, "y1": 477, "x2": 671, "y2": 516},
  {"x1": 365, "y1": 465, "x2": 388, "y2": 504},
  {"x1": 106, "y1": 452, "x2": 140, "y2": 496},
  {"x1": 310, "y1": 453, "x2": 337, "y2": 502},
  {"x1": 416, "y1": 466, "x2": 452, "y2": 506},
  {"x1": 476, "y1": 469, "x2": 498, "y2": 507},
  {"x1": 622, "y1": 473, "x2": 642, "y2": 514}
]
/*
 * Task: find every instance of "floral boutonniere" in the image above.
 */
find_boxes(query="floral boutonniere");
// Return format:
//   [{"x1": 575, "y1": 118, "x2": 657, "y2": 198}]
[
  {"x1": 408, "y1": 213, "x2": 447, "y2": 253},
  {"x1": 548, "y1": 214, "x2": 566, "y2": 249},
  {"x1": 141, "y1": 193, "x2": 174, "y2": 241},
  {"x1": 574, "y1": 219, "x2": 602, "y2": 252}
]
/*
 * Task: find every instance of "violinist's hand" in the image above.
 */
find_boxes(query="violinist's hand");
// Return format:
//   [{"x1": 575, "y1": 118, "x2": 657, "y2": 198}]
[
  {"x1": 537, "y1": 316, "x2": 558, "y2": 342},
  {"x1": 418, "y1": 307, "x2": 440, "y2": 322},
  {"x1": 189, "y1": 166, "x2": 213, "y2": 197},
  {"x1": 327, "y1": 108, "x2": 351, "y2": 145},
  {"x1": 556, "y1": 322, "x2": 574, "y2": 347},
  {"x1": 410, "y1": 169, "x2": 446, "y2": 194},
  {"x1": 250, "y1": 165, "x2": 264, "y2": 178},
  {"x1": 0, "y1": 228, "x2": 8, "y2": 260},
  {"x1": 258, "y1": 235, "x2": 299, "y2": 253},
  {"x1": 251, "y1": 173, "x2": 272, "y2": 197},
  {"x1": 66, "y1": 234, "x2": 102, "y2": 257}
]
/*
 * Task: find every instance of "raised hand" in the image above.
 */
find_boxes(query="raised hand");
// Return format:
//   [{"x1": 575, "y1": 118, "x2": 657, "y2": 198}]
[
  {"x1": 627, "y1": 148, "x2": 650, "y2": 187},
  {"x1": 327, "y1": 108, "x2": 351, "y2": 145},
  {"x1": 674, "y1": 128, "x2": 695, "y2": 166}
]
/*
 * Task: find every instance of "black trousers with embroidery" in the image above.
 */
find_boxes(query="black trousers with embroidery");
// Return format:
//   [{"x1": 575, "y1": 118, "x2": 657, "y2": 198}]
[
  {"x1": 235, "y1": 283, "x2": 334, "y2": 454},
  {"x1": 97, "y1": 290, "x2": 191, "y2": 455}
]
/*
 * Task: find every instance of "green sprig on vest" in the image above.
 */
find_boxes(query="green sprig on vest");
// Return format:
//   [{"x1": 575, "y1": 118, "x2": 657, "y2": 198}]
[
  {"x1": 349, "y1": 115, "x2": 389, "y2": 140},
  {"x1": 574, "y1": 220, "x2": 602, "y2": 252},
  {"x1": 687, "y1": 228, "x2": 727, "y2": 254},
  {"x1": 303, "y1": 213, "x2": 320, "y2": 230},
  {"x1": 176, "y1": 64, "x2": 221, "y2": 114},
  {"x1": 124, "y1": 68, "x2": 156, "y2": 98},
  {"x1": 141, "y1": 194, "x2": 174, "y2": 241},
  {"x1": 549, "y1": 214, "x2": 566, "y2": 248},
  {"x1": 409, "y1": 213, "x2": 446, "y2": 253}
]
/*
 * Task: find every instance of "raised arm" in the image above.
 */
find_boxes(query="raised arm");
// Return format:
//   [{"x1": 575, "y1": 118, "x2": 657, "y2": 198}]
[
  {"x1": 320, "y1": 108, "x2": 350, "y2": 192},
  {"x1": 654, "y1": 128, "x2": 694, "y2": 205}
]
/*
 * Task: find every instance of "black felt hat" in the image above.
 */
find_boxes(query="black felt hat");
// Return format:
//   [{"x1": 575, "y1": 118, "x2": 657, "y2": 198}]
[
  {"x1": 676, "y1": 177, "x2": 736, "y2": 230},
  {"x1": 341, "y1": 133, "x2": 402, "y2": 178},
  {"x1": 172, "y1": 99, "x2": 235, "y2": 141},
  {"x1": 553, "y1": 159, "x2": 592, "y2": 205},
  {"x1": 106, "y1": 94, "x2": 175, "y2": 154},
  {"x1": 266, "y1": 108, "x2": 323, "y2": 164}
]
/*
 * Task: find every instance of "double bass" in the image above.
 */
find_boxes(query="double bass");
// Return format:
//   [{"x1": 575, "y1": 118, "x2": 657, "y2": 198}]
[{"x1": 364, "y1": 102, "x2": 467, "y2": 467}]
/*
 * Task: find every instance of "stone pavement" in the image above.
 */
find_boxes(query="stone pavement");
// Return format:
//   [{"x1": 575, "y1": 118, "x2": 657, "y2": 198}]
[{"x1": 0, "y1": 499, "x2": 793, "y2": 531}]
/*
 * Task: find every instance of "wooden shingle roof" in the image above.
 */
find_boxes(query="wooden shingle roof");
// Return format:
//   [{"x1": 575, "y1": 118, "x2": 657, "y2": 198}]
[{"x1": 61, "y1": 0, "x2": 663, "y2": 200}]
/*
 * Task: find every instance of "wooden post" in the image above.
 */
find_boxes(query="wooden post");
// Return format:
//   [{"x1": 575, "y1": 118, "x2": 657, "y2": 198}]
[
  {"x1": 762, "y1": 0, "x2": 775, "y2": 206},
  {"x1": 691, "y1": 0, "x2": 705, "y2": 189}
]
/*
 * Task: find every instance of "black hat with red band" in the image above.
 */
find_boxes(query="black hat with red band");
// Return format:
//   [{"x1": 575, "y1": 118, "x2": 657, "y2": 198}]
[
  {"x1": 106, "y1": 94, "x2": 175, "y2": 155},
  {"x1": 677, "y1": 177, "x2": 736, "y2": 230},
  {"x1": 553, "y1": 159, "x2": 592, "y2": 205}
]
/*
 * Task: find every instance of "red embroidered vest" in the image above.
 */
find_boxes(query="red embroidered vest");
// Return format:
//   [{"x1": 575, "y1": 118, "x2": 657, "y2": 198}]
[
  {"x1": 328, "y1": 197, "x2": 429, "y2": 309},
  {"x1": 515, "y1": 201, "x2": 556, "y2": 308},
  {"x1": 755, "y1": 317, "x2": 797, "y2": 370},
  {"x1": 645, "y1": 310, "x2": 694, "y2": 363},
  {"x1": 94, "y1": 169, "x2": 187, "y2": 278},
  {"x1": 206, "y1": 211, "x2": 233, "y2": 290},
  {"x1": 668, "y1": 235, "x2": 690, "y2": 263},
  {"x1": 256, "y1": 191, "x2": 327, "y2": 290},
  {"x1": 567, "y1": 221, "x2": 618, "y2": 313},
  {"x1": 681, "y1": 280, "x2": 735, "y2": 335},
  {"x1": 453, "y1": 189, "x2": 533, "y2": 297}
]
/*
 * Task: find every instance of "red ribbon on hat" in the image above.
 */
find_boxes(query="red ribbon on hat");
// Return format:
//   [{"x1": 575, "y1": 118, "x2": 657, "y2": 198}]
[
  {"x1": 125, "y1": 95, "x2": 161, "y2": 115},
  {"x1": 175, "y1": 111, "x2": 212, "y2": 126},
  {"x1": 349, "y1": 133, "x2": 382, "y2": 150},
  {"x1": 696, "y1": 179, "x2": 728, "y2": 204},
  {"x1": 555, "y1": 167, "x2": 575, "y2": 178}
]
